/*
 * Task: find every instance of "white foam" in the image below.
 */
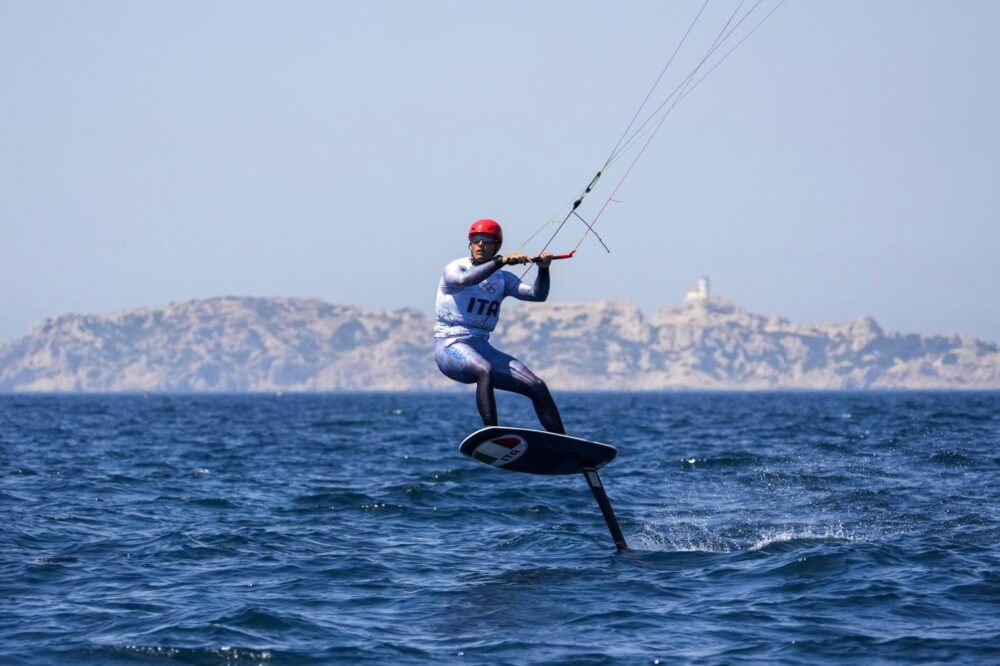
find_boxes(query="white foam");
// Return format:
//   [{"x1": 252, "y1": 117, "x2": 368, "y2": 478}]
[
  {"x1": 629, "y1": 521, "x2": 861, "y2": 554},
  {"x1": 747, "y1": 524, "x2": 857, "y2": 551}
]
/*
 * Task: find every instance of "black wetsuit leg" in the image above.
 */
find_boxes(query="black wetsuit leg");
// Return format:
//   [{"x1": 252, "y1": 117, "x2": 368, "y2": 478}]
[
  {"x1": 474, "y1": 365, "x2": 498, "y2": 426},
  {"x1": 492, "y1": 360, "x2": 565, "y2": 434}
]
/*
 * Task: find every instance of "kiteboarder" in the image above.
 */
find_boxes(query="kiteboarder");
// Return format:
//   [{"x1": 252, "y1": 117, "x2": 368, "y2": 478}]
[{"x1": 434, "y1": 219, "x2": 565, "y2": 434}]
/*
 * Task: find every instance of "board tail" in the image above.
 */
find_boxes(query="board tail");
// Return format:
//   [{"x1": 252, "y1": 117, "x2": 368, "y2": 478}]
[{"x1": 582, "y1": 467, "x2": 628, "y2": 552}]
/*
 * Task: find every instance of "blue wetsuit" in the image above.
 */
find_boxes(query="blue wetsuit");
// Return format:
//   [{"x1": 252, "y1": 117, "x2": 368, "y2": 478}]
[{"x1": 434, "y1": 256, "x2": 565, "y2": 433}]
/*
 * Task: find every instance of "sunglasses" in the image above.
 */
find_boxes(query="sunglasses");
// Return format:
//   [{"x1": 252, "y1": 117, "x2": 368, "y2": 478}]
[{"x1": 470, "y1": 236, "x2": 498, "y2": 246}]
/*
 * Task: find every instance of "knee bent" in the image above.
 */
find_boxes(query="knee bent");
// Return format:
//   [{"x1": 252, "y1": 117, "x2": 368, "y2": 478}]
[
  {"x1": 525, "y1": 376, "x2": 549, "y2": 397},
  {"x1": 472, "y1": 361, "x2": 493, "y2": 381}
]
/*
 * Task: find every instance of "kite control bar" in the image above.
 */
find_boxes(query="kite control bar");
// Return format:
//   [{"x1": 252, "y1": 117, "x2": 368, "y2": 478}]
[{"x1": 531, "y1": 250, "x2": 575, "y2": 264}]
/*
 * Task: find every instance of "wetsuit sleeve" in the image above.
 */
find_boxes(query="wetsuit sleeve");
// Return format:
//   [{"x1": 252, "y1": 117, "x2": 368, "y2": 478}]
[
  {"x1": 441, "y1": 257, "x2": 504, "y2": 293},
  {"x1": 505, "y1": 267, "x2": 550, "y2": 302}
]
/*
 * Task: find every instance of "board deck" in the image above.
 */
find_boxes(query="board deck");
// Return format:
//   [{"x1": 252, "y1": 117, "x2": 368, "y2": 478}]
[{"x1": 459, "y1": 426, "x2": 617, "y2": 475}]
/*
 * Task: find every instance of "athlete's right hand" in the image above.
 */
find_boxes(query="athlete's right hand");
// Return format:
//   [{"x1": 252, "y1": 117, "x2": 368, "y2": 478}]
[{"x1": 501, "y1": 254, "x2": 532, "y2": 265}]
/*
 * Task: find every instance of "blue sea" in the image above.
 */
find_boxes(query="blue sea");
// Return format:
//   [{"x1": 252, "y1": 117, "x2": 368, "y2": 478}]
[{"x1": 2, "y1": 392, "x2": 999, "y2": 664}]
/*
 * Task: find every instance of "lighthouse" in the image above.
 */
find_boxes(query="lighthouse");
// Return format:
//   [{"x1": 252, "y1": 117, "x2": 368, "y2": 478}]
[{"x1": 684, "y1": 276, "x2": 711, "y2": 303}]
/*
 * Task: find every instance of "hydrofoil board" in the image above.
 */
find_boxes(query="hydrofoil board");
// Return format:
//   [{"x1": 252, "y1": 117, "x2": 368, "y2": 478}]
[{"x1": 460, "y1": 426, "x2": 616, "y2": 475}]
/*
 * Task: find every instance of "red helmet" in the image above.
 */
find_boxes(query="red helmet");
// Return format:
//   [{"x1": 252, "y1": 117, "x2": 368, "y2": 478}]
[{"x1": 468, "y1": 218, "x2": 503, "y2": 245}]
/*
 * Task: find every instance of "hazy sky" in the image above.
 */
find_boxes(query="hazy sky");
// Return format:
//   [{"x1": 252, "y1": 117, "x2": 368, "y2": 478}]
[{"x1": 2, "y1": 1, "x2": 998, "y2": 343}]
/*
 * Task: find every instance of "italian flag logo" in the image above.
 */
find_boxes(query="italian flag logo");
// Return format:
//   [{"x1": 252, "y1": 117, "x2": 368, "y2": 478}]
[{"x1": 472, "y1": 434, "x2": 527, "y2": 467}]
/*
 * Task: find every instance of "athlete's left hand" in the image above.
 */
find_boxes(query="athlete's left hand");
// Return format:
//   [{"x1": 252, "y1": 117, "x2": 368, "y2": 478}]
[{"x1": 535, "y1": 252, "x2": 554, "y2": 268}]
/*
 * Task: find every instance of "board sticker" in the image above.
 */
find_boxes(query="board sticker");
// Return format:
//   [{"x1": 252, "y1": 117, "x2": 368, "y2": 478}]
[{"x1": 471, "y1": 434, "x2": 527, "y2": 467}]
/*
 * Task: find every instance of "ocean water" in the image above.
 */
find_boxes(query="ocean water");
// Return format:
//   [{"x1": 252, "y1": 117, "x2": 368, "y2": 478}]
[{"x1": 1, "y1": 392, "x2": 999, "y2": 664}]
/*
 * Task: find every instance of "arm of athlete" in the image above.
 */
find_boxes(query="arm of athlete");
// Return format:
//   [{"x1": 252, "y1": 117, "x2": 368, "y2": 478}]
[
  {"x1": 508, "y1": 252, "x2": 553, "y2": 302},
  {"x1": 441, "y1": 256, "x2": 503, "y2": 290},
  {"x1": 441, "y1": 254, "x2": 534, "y2": 290}
]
